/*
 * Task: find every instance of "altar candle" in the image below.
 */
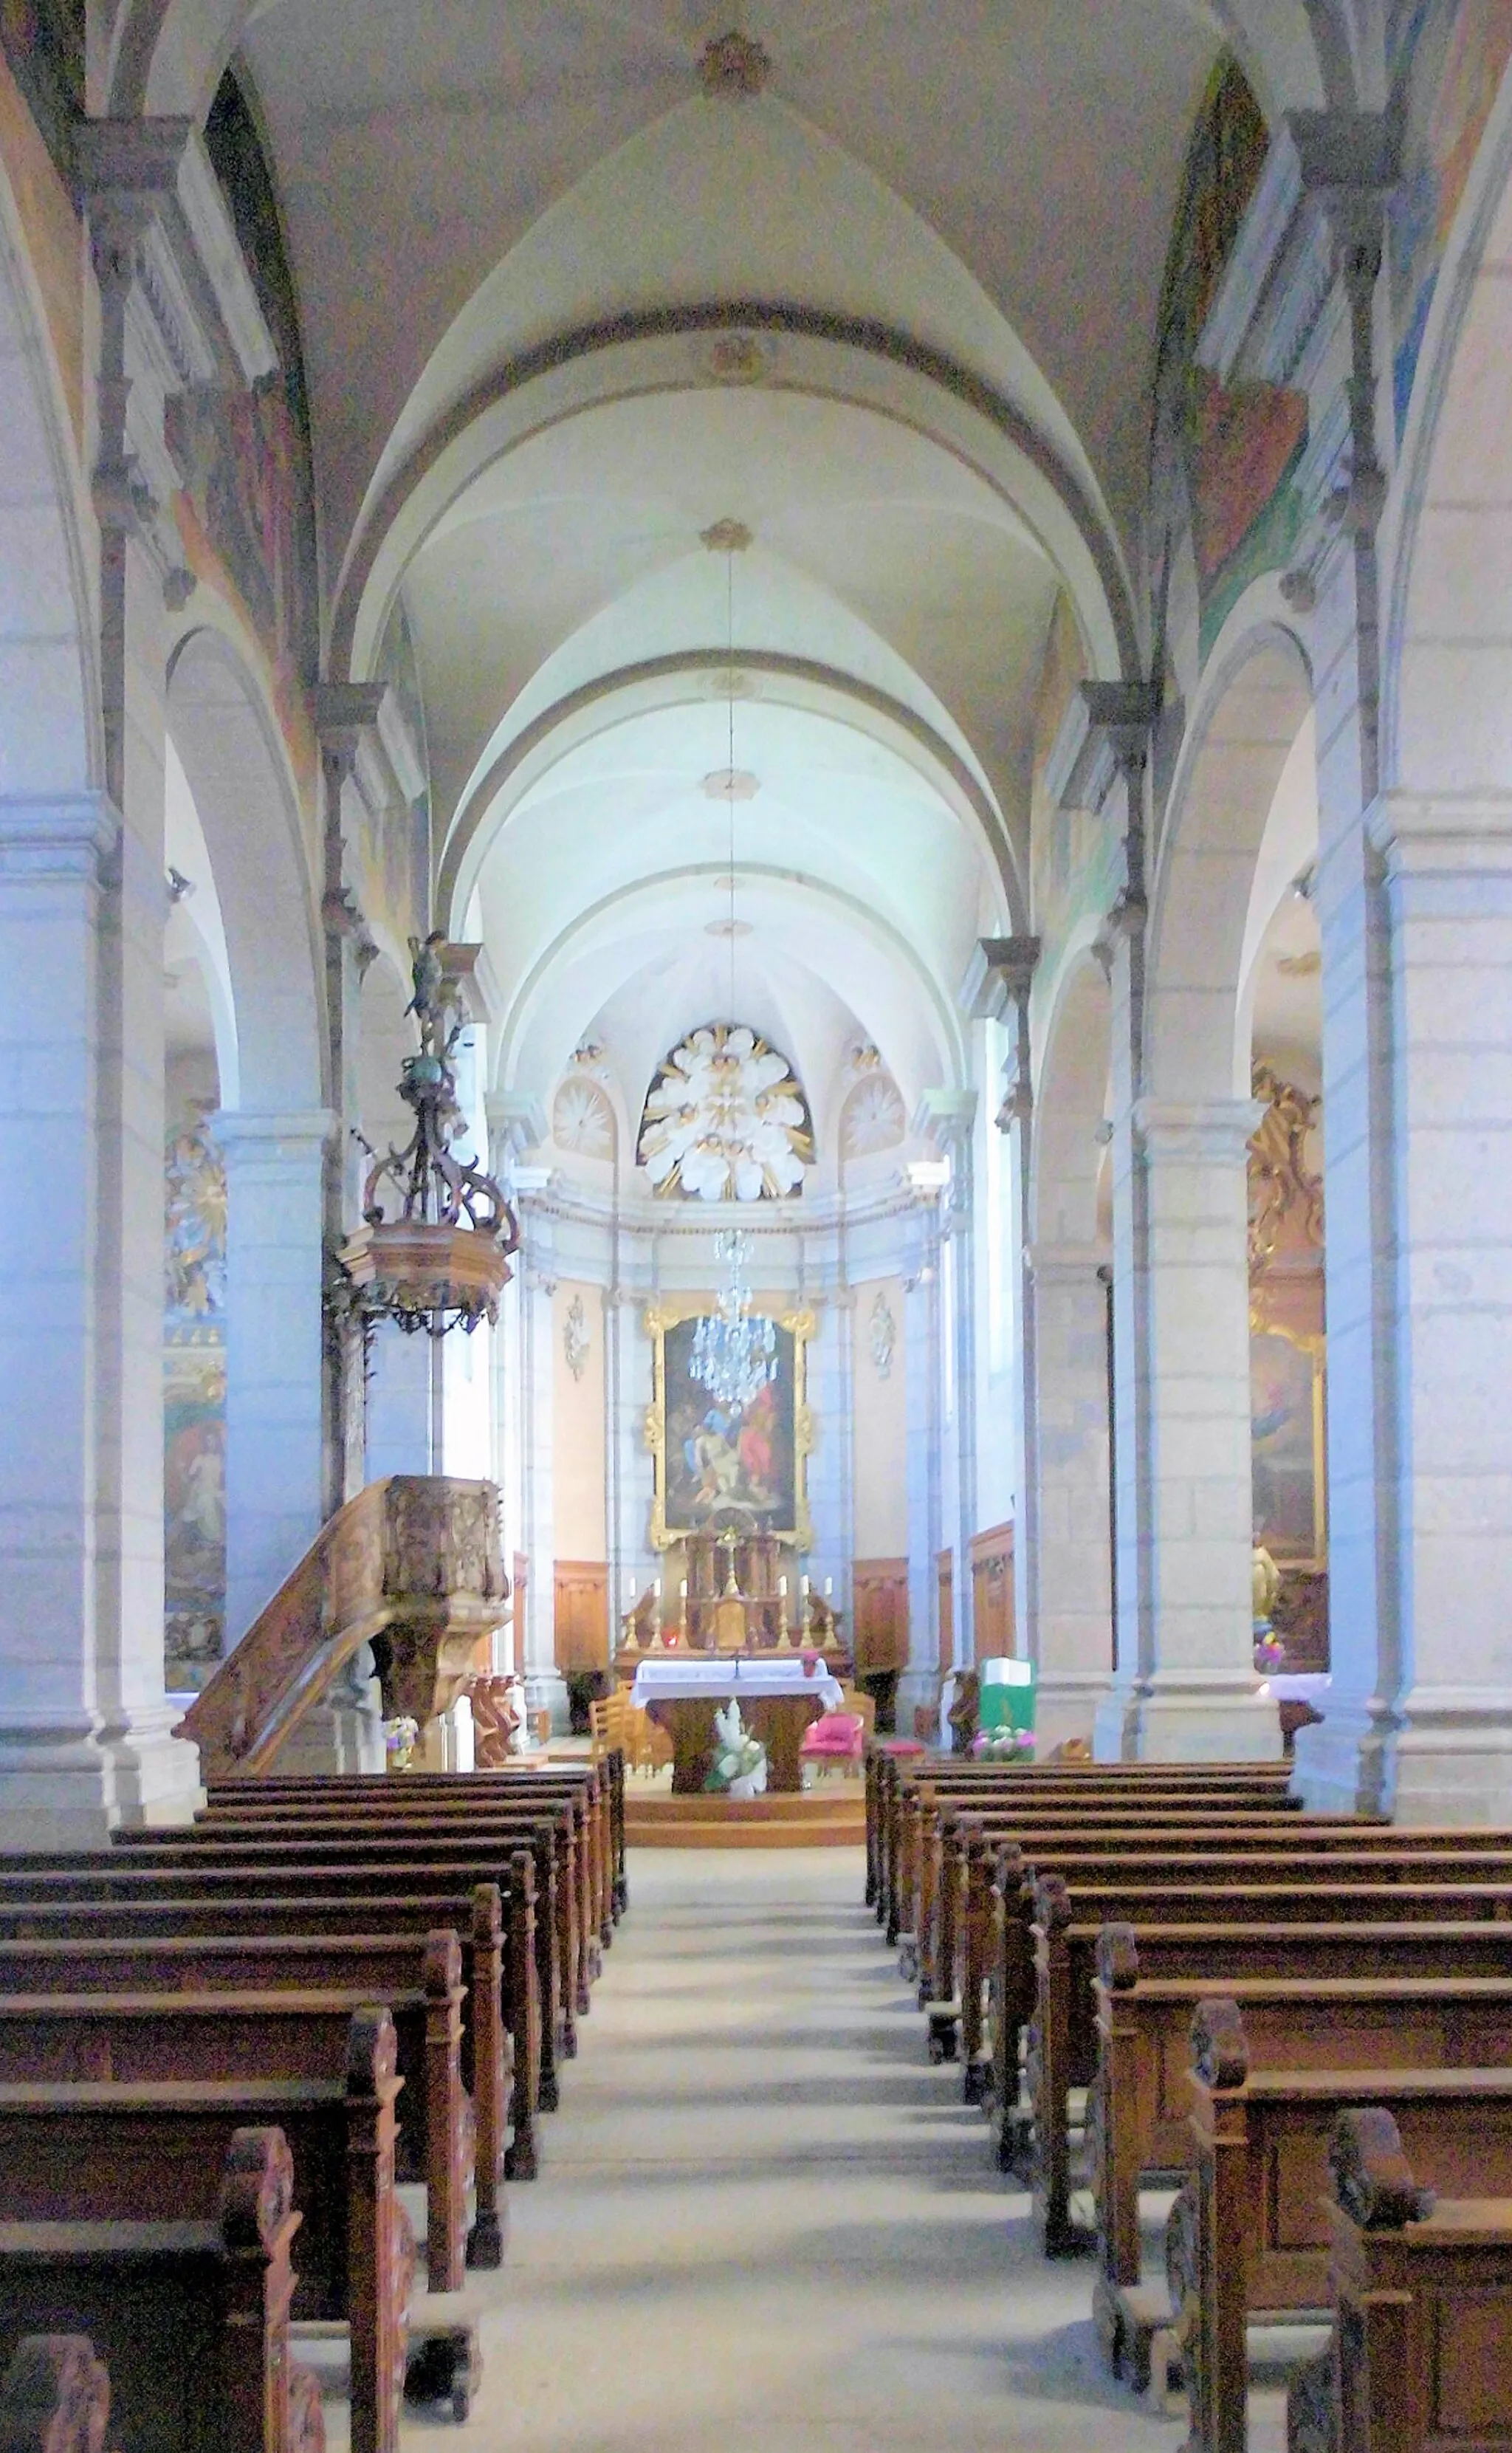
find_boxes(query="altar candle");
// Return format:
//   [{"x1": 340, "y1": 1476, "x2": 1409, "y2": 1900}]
[
  {"x1": 779, "y1": 1574, "x2": 787, "y2": 1597},
  {"x1": 680, "y1": 1579, "x2": 687, "y2": 1600},
  {"x1": 802, "y1": 1574, "x2": 810, "y2": 1596},
  {"x1": 654, "y1": 1579, "x2": 662, "y2": 1600},
  {"x1": 825, "y1": 1578, "x2": 833, "y2": 1599}
]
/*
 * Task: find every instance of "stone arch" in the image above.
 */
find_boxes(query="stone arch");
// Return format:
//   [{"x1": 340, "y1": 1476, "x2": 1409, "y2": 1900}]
[
  {"x1": 165, "y1": 625, "x2": 329, "y2": 1640},
  {"x1": 1033, "y1": 944, "x2": 1113, "y2": 1249},
  {"x1": 1146, "y1": 608, "x2": 1315, "y2": 1103},
  {"x1": 0, "y1": 162, "x2": 96, "y2": 801},
  {"x1": 165, "y1": 625, "x2": 324, "y2": 1115}
]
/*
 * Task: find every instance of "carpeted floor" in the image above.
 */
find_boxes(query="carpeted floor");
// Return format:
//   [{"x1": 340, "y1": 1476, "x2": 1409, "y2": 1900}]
[{"x1": 388, "y1": 1848, "x2": 1213, "y2": 2450}]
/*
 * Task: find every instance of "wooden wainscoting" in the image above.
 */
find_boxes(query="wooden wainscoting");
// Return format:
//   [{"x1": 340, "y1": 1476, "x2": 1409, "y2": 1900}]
[
  {"x1": 969, "y1": 1521, "x2": 1015, "y2": 1661},
  {"x1": 851, "y1": 1558, "x2": 910, "y2": 1678},
  {"x1": 553, "y1": 1560, "x2": 609, "y2": 1674}
]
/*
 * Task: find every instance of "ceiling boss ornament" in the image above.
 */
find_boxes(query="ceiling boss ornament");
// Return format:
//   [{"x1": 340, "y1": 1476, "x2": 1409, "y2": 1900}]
[{"x1": 637, "y1": 1023, "x2": 814, "y2": 1201}]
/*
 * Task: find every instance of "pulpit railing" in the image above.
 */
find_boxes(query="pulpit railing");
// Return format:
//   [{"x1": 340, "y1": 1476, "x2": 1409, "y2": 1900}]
[{"x1": 176, "y1": 1475, "x2": 510, "y2": 1782}]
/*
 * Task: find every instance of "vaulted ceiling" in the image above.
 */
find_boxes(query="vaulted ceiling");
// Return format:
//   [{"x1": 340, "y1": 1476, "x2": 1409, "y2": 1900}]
[{"x1": 136, "y1": 0, "x2": 1349, "y2": 1156}]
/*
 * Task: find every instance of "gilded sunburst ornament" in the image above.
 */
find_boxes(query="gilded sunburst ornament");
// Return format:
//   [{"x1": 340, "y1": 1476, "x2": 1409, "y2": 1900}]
[{"x1": 637, "y1": 1023, "x2": 814, "y2": 1201}]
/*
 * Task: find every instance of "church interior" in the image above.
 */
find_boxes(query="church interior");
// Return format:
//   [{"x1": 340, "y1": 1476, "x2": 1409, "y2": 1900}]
[{"x1": 2, "y1": 1, "x2": 1512, "y2": 2446}]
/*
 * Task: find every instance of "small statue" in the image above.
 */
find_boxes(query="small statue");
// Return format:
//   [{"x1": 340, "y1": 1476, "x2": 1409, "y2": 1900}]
[
  {"x1": 622, "y1": 1586, "x2": 659, "y2": 1649},
  {"x1": 406, "y1": 930, "x2": 451, "y2": 1057},
  {"x1": 804, "y1": 1591, "x2": 842, "y2": 1646}
]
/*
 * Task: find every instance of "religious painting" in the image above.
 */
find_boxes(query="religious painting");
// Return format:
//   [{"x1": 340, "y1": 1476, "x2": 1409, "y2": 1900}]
[
  {"x1": 1152, "y1": 56, "x2": 1308, "y2": 661},
  {"x1": 164, "y1": 1105, "x2": 228, "y2": 1689},
  {"x1": 1386, "y1": 0, "x2": 1512, "y2": 440},
  {"x1": 0, "y1": 0, "x2": 83, "y2": 186},
  {"x1": 165, "y1": 1340, "x2": 227, "y2": 1690},
  {"x1": 1251, "y1": 1326, "x2": 1326, "y2": 1566},
  {"x1": 645, "y1": 1300, "x2": 814, "y2": 1549}
]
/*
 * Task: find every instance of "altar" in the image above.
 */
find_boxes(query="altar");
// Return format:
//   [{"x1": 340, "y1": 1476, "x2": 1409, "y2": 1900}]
[{"x1": 629, "y1": 1655, "x2": 845, "y2": 1794}]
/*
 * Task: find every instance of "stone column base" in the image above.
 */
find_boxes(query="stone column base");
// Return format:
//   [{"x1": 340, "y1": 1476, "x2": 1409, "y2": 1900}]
[
  {"x1": 1289, "y1": 1696, "x2": 1397, "y2": 1815},
  {"x1": 1093, "y1": 1674, "x2": 1282, "y2": 1763},
  {"x1": 1380, "y1": 1690, "x2": 1512, "y2": 1828},
  {"x1": 1034, "y1": 1670, "x2": 1115, "y2": 1757},
  {"x1": 0, "y1": 1710, "x2": 203, "y2": 1850}
]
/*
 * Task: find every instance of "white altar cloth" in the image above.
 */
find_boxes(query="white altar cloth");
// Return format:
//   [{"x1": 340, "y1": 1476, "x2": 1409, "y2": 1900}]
[{"x1": 630, "y1": 1656, "x2": 845, "y2": 1712}]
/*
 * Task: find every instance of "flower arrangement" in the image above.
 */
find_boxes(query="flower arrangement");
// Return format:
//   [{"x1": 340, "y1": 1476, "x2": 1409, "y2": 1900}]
[
  {"x1": 384, "y1": 1715, "x2": 420, "y2": 1771},
  {"x1": 1253, "y1": 1627, "x2": 1287, "y2": 1673},
  {"x1": 704, "y1": 1698, "x2": 768, "y2": 1799},
  {"x1": 972, "y1": 1726, "x2": 1034, "y2": 1763}
]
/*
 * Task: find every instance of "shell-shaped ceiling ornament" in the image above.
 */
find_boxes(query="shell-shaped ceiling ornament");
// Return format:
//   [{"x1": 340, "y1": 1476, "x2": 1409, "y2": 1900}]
[{"x1": 637, "y1": 1023, "x2": 814, "y2": 1201}]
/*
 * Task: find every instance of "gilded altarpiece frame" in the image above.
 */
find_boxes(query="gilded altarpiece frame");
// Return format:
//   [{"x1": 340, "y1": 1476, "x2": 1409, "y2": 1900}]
[{"x1": 644, "y1": 1298, "x2": 816, "y2": 1552}]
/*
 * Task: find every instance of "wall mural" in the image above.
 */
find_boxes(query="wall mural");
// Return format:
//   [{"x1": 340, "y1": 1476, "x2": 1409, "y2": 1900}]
[
  {"x1": 168, "y1": 73, "x2": 318, "y2": 758},
  {"x1": 0, "y1": 0, "x2": 82, "y2": 186},
  {"x1": 1388, "y1": 1, "x2": 1512, "y2": 441},
  {"x1": 164, "y1": 1108, "x2": 228, "y2": 1691},
  {"x1": 645, "y1": 1300, "x2": 814, "y2": 1548},
  {"x1": 637, "y1": 1023, "x2": 814, "y2": 1199},
  {"x1": 1152, "y1": 57, "x2": 1308, "y2": 662}
]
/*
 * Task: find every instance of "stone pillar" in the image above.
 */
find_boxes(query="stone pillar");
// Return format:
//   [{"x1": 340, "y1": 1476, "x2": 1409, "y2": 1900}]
[
  {"x1": 0, "y1": 799, "x2": 186, "y2": 1839},
  {"x1": 1362, "y1": 796, "x2": 1512, "y2": 1821},
  {"x1": 364, "y1": 1324, "x2": 438, "y2": 1482},
  {"x1": 1096, "y1": 1098, "x2": 1279, "y2": 1760},
  {"x1": 1030, "y1": 1243, "x2": 1115, "y2": 1749},
  {"x1": 216, "y1": 1110, "x2": 335, "y2": 1645},
  {"x1": 520, "y1": 1263, "x2": 565, "y2": 1726},
  {"x1": 898, "y1": 1217, "x2": 943, "y2": 1736}
]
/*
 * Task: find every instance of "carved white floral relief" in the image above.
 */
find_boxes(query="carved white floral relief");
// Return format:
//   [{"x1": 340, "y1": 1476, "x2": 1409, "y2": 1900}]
[{"x1": 636, "y1": 1023, "x2": 814, "y2": 1201}]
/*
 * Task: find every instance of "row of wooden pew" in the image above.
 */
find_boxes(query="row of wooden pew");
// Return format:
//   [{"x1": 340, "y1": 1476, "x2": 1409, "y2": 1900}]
[
  {"x1": 0, "y1": 1754, "x2": 626, "y2": 2453},
  {"x1": 865, "y1": 1747, "x2": 1512, "y2": 2453}
]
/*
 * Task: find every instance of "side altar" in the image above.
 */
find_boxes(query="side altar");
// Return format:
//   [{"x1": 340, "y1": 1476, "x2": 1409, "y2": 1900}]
[{"x1": 628, "y1": 1653, "x2": 845, "y2": 1794}]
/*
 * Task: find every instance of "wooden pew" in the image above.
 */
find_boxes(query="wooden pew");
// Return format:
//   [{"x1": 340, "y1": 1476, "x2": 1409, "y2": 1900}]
[
  {"x1": 1287, "y1": 2108, "x2": 1512, "y2": 2453},
  {"x1": 120, "y1": 1795, "x2": 581, "y2": 2040},
  {"x1": 958, "y1": 1825, "x2": 1512, "y2": 2106},
  {"x1": 190, "y1": 1775, "x2": 607, "y2": 1997},
  {"x1": 0, "y1": 2335, "x2": 114, "y2": 2453},
  {"x1": 1090, "y1": 1952, "x2": 1512, "y2": 2391},
  {"x1": 0, "y1": 1841, "x2": 560, "y2": 2118},
  {"x1": 870, "y1": 1754, "x2": 1292, "y2": 1944},
  {"x1": 0, "y1": 1923, "x2": 507, "y2": 2266},
  {"x1": 1025, "y1": 1871, "x2": 1512, "y2": 2254},
  {"x1": 895, "y1": 1774, "x2": 1304, "y2": 1975},
  {"x1": 116, "y1": 1807, "x2": 583, "y2": 2054},
  {"x1": 0, "y1": 1872, "x2": 535, "y2": 2186},
  {"x1": 1175, "y1": 1998, "x2": 1512, "y2": 2453},
  {"x1": 207, "y1": 1760, "x2": 626, "y2": 1943},
  {"x1": 0, "y1": 1972, "x2": 471, "y2": 2294},
  {"x1": 0, "y1": 2011, "x2": 407, "y2": 2453},
  {"x1": 941, "y1": 1814, "x2": 1435, "y2": 2076},
  {"x1": 0, "y1": 2140, "x2": 324, "y2": 2453}
]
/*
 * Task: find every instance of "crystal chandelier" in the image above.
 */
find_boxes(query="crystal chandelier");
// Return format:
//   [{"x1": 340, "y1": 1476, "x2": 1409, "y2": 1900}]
[{"x1": 689, "y1": 1228, "x2": 777, "y2": 1413}]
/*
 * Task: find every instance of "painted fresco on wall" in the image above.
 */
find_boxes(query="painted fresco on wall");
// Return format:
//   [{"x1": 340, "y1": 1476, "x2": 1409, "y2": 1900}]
[
  {"x1": 164, "y1": 1108, "x2": 228, "y2": 1689},
  {"x1": 645, "y1": 1301, "x2": 814, "y2": 1548},
  {"x1": 0, "y1": 0, "x2": 82, "y2": 185},
  {"x1": 350, "y1": 595, "x2": 431, "y2": 953},
  {"x1": 1028, "y1": 591, "x2": 1121, "y2": 998},
  {"x1": 1388, "y1": 1, "x2": 1512, "y2": 440},
  {"x1": 166, "y1": 73, "x2": 318, "y2": 759},
  {"x1": 1152, "y1": 58, "x2": 1308, "y2": 662},
  {"x1": 1251, "y1": 1327, "x2": 1326, "y2": 1565}
]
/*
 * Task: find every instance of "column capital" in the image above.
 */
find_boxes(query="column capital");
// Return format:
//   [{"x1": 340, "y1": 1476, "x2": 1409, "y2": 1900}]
[
  {"x1": 0, "y1": 796, "x2": 120, "y2": 882},
  {"x1": 913, "y1": 1087, "x2": 977, "y2": 1149},
  {"x1": 1132, "y1": 1096, "x2": 1265, "y2": 1164},
  {"x1": 961, "y1": 935, "x2": 1040, "y2": 1020},
  {"x1": 1367, "y1": 790, "x2": 1512, "y2": 878},
  {"x1": 1027, "y1": 1241, "x2": 1112, "y2": 1286},
  {"x1": 212, "y1": 1108, "x2": 340, "y2": 1157}
]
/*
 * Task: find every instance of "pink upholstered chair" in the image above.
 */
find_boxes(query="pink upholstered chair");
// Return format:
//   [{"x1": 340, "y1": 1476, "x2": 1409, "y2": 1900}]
[{"x1": 800, "y1": 1710, "x2": 866, "y2": 1778}]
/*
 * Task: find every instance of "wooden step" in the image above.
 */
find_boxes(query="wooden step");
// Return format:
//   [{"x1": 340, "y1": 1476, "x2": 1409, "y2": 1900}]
[{"x1": 624, "y1": 1788, "x2": 865, "y2": 1848}]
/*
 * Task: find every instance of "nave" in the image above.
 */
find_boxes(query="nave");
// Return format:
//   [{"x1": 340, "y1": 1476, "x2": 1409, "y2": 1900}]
[{"x1": 464, "y1": 1850, "x2": 1192, "y2": 2453}]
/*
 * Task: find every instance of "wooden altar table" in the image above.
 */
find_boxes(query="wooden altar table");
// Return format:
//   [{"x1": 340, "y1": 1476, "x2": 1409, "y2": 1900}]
[{"x1": 629, "y1": 1656, "x2": 846, "y2": 1794}]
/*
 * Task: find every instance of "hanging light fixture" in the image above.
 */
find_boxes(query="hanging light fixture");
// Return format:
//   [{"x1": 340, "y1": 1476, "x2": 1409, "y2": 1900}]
[
  {"x1": 686, "y1": 528, "x2": 777, "y2": 1412},
  {"x1": 690, "y1": 1227, "x2": 777, "y2": 1412},
  {"x1": 338, "y1": 935, "x2": 519, "y2": 1337}
]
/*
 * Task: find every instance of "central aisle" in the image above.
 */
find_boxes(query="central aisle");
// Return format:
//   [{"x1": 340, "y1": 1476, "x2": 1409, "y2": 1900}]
[{"x1": 473, "y1": 1848, "x2": 1186, "y2": 2452}]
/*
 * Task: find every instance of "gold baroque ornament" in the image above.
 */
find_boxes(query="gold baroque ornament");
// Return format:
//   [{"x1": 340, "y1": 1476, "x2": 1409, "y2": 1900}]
[
  {"x1": 698, "y1": 29, "x2": 772, "y2": 98},
  {"x1": 642, "y1": 1297, "x2": 815, "y2": 1551},
  {"x1": 1248, "y1": 1062, "x2": 1323, "y2": 1278},
  {"x1": 637, "y1": 1022, "x2": 814, "y2": 1201}
]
